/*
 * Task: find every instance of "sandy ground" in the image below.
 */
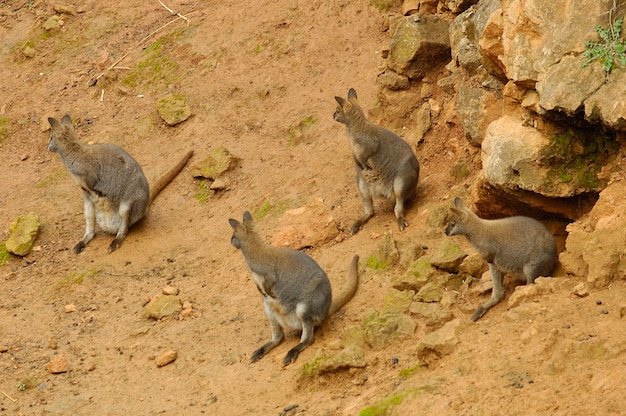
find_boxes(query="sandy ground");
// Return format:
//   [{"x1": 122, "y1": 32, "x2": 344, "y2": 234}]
[{"x1": 1, "y1": 1, "x2": 625, "y2": 415}]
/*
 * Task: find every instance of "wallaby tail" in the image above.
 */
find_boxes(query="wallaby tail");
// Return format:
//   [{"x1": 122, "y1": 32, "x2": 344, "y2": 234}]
[
  {"x1": 149, "y1": 149, "x2": 194, "y2": 203},
  {"x1": 329, "y1": 255, "x2": 359, "y2": 315}
]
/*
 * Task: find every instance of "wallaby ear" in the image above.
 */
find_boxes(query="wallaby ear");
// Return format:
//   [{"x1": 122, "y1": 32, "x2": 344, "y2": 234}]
[
  {"x1": 228, "y1": 218, "x2": 240, "y2": 229},
  {"x1": 61, "y1": 114, "x2": 73, "y2": 127},
  {"x1": 453, "y1": 197, "x2": 466, "y2": 210},
  {"x1": 450, "y1": 207, "x2": 462, "y2": 217},
  {"x1": 348, "y1": 88, "x2": 357, "y2": 100},
  {"x1": 243, "y1": 211, "x2": 253, "y2": 223},
  {"x1": 48, "y1": 117, "x2": 61, "y2": 132},
  {"x1": 335, "y1": 96, "x2": 345, "y2": 106}
]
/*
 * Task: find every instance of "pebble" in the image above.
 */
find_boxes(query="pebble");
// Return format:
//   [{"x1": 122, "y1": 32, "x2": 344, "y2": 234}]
[
  {"x1": 64, "y1": 304, "x2": 77, "y2": 313},
  {"x1": 571, "y1": 282, "x2": 589, "y2": 298},
  {"x1": 47, "y1": 354, "x2": 69, "y2": 374},
  {"x1": 162, "y1": 285, "x2": 179, "y2": 296},
  {"x1": 155, "y1": 349, "x2": 177, "y2": 367}
]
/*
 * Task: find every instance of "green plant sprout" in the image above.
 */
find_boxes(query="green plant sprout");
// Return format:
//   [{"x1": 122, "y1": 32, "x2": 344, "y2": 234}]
[{"x1": 582, "y1": 16, "x2": 626, "y2": 73}]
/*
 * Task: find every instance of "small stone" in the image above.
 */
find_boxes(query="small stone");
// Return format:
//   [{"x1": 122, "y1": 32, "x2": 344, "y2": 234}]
[
  {"x1": 601, "y1": 310, "x2": 609, "y2": 315},
  {"x1": 54, "y1": 4, "x2": 77, "y2": 15},
  {"x1": 571, "y1": 282, "x2": 589, "y2": 298},
  {"x1": 5, "y1": 212, "x2": 40, "y2": 256},
  {"x1": 47, "y1": 354, "x2": 69, "y2": 374},
  {"x1": 157, "y1": 93, "x2": 191, "y2": 126},
  {"x1": 162, "y1": 285, "x2": 179, "y2": 296},
  {"x1": 143, "y1": 294, "x2": 182, "y2": 320},
  {"x1": 23, "y1": 46, "x2": 36, "y2": 59},
  {"x1": 596, "y1": 300, "x2": 603, "y2": 305},
  {"x1": 155, "y1": 349, "x2": 177, "y2": 367},
  {"x1": 49, "y1": 339, "x2": 57, "y2": 350},
  {"x1": 0, "y1": 346, "x2": 8, "y2": 353},
  {"x1": 64, "y1": 304, "x2": 77, "y2": 313},
  {"x1": 209, "y1": 177, "x2": 230, "y2": 191}
]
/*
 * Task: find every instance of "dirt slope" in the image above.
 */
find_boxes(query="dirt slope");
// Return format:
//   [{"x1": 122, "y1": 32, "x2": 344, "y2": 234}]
[{"x1": 1, "y1": 1, "x2": 625, "y2": 415}]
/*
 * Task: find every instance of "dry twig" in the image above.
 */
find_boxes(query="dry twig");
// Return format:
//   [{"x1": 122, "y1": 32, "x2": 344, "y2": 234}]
[
  {"x1": 89, "y1": 2, "x2": 196, "y2": 85},
  {"x1": 0, "y1": 388, "x2": 17, "y2": 403},
  {"x1": 158, "y1": 0, "x2": 189, "y2": 22}
]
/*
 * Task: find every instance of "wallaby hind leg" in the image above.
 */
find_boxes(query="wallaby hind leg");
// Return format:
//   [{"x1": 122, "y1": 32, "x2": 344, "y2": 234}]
[
  {"x1": 351, "y1": 173, "x2": 374, "y2": 234},
  {"x1": 523, "y1": 263, "x2": 542, "y2": 285},
  {"x1": 74, "y1": 194, "x2": 96, "y2": 254},
  {"x1": 108, "y1": 201, "x2": 132, "y2": 253},
  {"x1": 282, "y1": 319, "x2": 315, "y2": 366},
  {"x1": 393, "y1": 177, "x2": 410, "y2": 231},
  {"x1": 251, "y1": 315, "x2": 285, "y2": 363},
  {"x1": 471, "y1": 264, "x2": 505, "y2": 321}
]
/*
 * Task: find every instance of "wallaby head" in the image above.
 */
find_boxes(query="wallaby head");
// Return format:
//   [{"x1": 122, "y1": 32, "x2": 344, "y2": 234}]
[
  {"x1": 48, "y1": 114, "x2": 80, "y2": 155},
  {"x1": 333, "y1": 88, "x2": 364, "y2": 126},
  {"x1": 444, "y1": 197, "x2": 474, "y2": 236},
  {"x1": 228, "y1": 211, "x2": 258, "y2": 251}
]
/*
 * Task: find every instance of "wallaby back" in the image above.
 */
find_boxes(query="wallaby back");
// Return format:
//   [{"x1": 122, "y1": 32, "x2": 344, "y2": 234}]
[
  {"x1": 229, "y1": 211, "x2": 359, "y2": 366},
  {"x1": 445, "y1": 197, "x2": 557, "y2": 320},
  {"x1": 334, "y1": 88, "x2": 420, "y2": 233}
]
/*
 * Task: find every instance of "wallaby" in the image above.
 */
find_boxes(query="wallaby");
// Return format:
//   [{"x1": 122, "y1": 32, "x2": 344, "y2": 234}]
[
  {"x1": 48, "y1": 114, "x2": 193, "y2": 254},
  {"x1": 445, "y1": 197, "x2": 558, "y2": 321},
  {"x1": 229, "y1": 211, "x2": 359, "y2": 366},
  {"x1": 333, "y1": 88, "x2": 420, "y2": 234}
]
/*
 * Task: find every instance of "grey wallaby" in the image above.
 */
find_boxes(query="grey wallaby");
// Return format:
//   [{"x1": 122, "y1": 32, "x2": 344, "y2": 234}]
[
  {"x1": 333, "y1": 88, "x2": 420, "y2": 234},
  {"x1": 445, "y1": 197, "x2": 558, "y2": 321},
  {"x1": 48, "y1": 114, "x2": 193, "y2": 254},
  {"x1": 229, "y1": 211, "x2": 359, "y2": 366}
]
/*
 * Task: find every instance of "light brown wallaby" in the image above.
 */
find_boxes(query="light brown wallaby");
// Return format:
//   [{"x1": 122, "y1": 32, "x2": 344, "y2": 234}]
[
  {"x1": 48, "y1": 114, "x2": 193, "y2": 254},
  {"x1": 229, "y1": 211, "x2": 359, "y2": 366},
  {"x1": 445, "y1": 197, "x2": 558, "y2": 321},
  {"x1": 334, "y1": 88, "x2": 420, "y2": 234}
]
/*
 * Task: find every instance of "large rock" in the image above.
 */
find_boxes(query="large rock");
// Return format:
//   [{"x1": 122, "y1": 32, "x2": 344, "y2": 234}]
[
  {"x1": 5, "y1": 212, "x2": 40, "y2": 256},
  {"x1": 393, "y1": 257, "x2": 434, "y2": 292},
  {"x1": 500, "y1": 0, "x2": 607, "y2": 87},
  {"x1": 191, "y1": 147, "x2": 237, "y2": 179},
  {"x1": 537, "y1": 55, "x2": 606, "y2": 116},
  {"x1": 456, "y1": 81, "x2": 503, "y2": 146},
  {"x1": 481, "y1": 115, "x2": 608, "y2": 199},
  {"x1": 301, "y1": 345, "x2": 366, "y2": 377},
  {"x1": 362, "y1": 310, "x2": 416, "y2": 349},
  {"x1": 584, "y1": 68, "x2": 626, "y2": 130},
  {"x1": 415, "y1": 318, "x2": 462, "y2": 364},
  {"x1": 560, "y1": 179, "x2": 626, "y2": 287},
  {"x1": 449, "y1": 0, "x2": 501, "y2": 77},
  {"x1": 387, "y1": 14, "x2": 451, "y2": 80},
  {"x1": 271, "y1": 198, "x2": 339, "y2": 249},
  {"x1": 427, "y1": 240, "x2": 467, "y2": 273},
  {"x1": 157, "y1": 94, "x2": 192, "y2": 126}
]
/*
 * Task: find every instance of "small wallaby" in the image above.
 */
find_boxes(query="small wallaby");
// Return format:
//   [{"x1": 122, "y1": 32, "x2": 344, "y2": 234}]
[
  {"x1": 333, "y1": 88, "x2": 420, "y2": 234},
  {"x1": 229, "y1": 211, "x2": 359, "y2": 366},
  {"x1": 445, "y1": 197, "x2": 558, "y2": 321},
  {"x1": 48, "y1": 114, "x2": 193, "y2": 254}
]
